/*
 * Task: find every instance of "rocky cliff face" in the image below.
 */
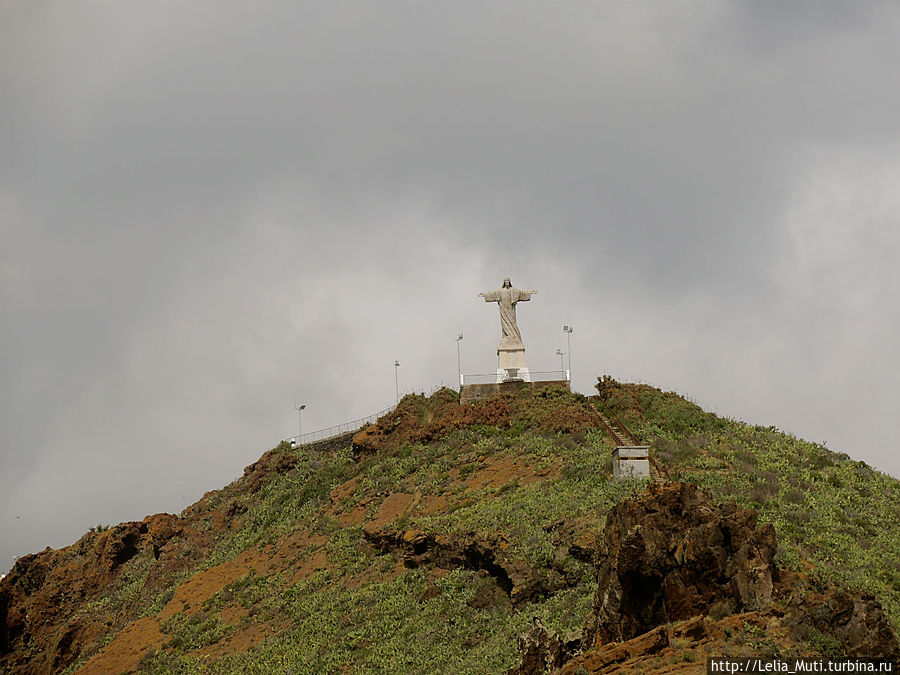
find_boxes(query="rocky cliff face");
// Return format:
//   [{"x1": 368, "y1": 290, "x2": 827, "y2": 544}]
[
  {"x1": 0, "y1": 514, "x2": 185, "y2": 673},
  {"x1": 583, "y1": 482, "x2": 777, "y2": 646},
  {"x1": 511, "y1": 482, "x2": 899, "y2": 674}
]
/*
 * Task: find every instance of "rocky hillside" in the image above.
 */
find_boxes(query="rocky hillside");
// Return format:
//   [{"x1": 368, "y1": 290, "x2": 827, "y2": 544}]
[
  {"x1": 1, "y1": 381, "x2": 899, "y2": 673},
  {"x1": 510, "y1": 481, "x2": 898, "y2": 674}
]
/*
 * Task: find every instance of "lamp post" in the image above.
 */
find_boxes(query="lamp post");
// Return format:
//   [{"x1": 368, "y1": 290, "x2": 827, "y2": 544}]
[
  {"x1": 456, "y1": 333, "x2": 464, "y2": 387},
  {"x1": 295, "y1": 403, "x2": 306, "y2": 437},
  {"x1": 563, "y1": 325, "x2": 573, "y2": 380},
  {"x1": 556, "y1": 348, "x2": 565, "y2": 375},
  {"x1": 393, "y1": 360, "x2": 400, "y2": 403}
]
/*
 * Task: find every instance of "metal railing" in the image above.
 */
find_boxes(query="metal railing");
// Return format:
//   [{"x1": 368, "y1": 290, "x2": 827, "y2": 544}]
[
  {"x1": 286, "y1": 369, "x2": 571, "y2": 446},
  {"x1": 286, "y1": 402, "x2": 398, "y2": 446},
  {"x1": 460, "y1": 370, "x2": 570, "y2": 386}
]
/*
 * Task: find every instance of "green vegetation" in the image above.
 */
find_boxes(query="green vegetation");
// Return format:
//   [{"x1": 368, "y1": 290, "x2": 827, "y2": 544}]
[
  {"x1": 70, "y1": 381, "x2": 900, "y2": 672},
  {"x1": 139, "y1": 567, "x2": 594, "y2": 674},
  {"x1": 206, "y1": 447, "x2": 355, "y2": 568},
  {"x1": 413, "y1": 429, "x2": 635, "y2": 568},
  {"x1": 598, "y1": 379, "x2": 900, "y2": 627}
]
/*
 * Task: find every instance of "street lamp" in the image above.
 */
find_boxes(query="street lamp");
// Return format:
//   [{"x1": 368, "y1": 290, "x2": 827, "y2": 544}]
[
  {"x1": 563, "y1": 325, "x2": 573, "y2": 379},
  {"x1": 456, "y1": 333, "x2": 464, "y2": 387},
  {"x1": 556, "y1": 348, "x2": 565, "y2": 374},
  {"x1": 295, "y1": 403, "x2": 306, "y2": 437},
  {"x1": 394, "y1": 360, "x2": 400, "y2": 403}
]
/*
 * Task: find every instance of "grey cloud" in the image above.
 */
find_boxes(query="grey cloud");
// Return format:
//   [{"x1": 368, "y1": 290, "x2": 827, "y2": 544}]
[{"x1": 3, "y1": 2, "x2": 900, "y2": 571}]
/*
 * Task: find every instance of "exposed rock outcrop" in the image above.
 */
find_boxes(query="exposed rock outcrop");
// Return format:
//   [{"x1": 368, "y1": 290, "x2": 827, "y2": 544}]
[
  {"x1": 0, "y1": 514, "x2": 184, "y2": 673},
  {"x1": 510, "y1": 482, "x2": 899, "y2": 674},
  {"x1": 786, "y1": 587, "x2": 900, "y2": 659},
  {"x1": 507, "y1": 623, "x2": 580, "y2": 675},
  {"x1": 363, "y1": 528, "x2": 582, "y2": 606},
  {"x1": 583, "y1": 482, "x2": 776, "y2": 646}
]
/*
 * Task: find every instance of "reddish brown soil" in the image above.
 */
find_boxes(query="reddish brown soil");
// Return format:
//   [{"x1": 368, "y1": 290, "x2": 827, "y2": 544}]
[
  {"x1": 75, "y1": 617, "x2": 165, "y2": 675},
  {"x1": 363, "y1": 493, "x2": 416, "y2": 533},
  {"x1": 192, "y1": 622, "x2": 271, "y2": 661},
  {"x1": 159, "y1": 549, "x2": 268, "y2": 621},
  {"x1": 465, "y1": 454, "x2": 562, "y2": 490},
  {"x1": 351, "y1": 386, "x2": 600, "y2": 456}
]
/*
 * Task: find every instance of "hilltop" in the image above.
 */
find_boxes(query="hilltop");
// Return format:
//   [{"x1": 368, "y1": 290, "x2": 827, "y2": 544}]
[{"x1": 1, "y1": 380, "x2": 898, "y2": 673}]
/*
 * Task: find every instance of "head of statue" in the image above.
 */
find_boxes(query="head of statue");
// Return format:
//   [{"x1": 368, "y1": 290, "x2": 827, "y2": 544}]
[{"x1": 502, "y1": 277, "x2": 512, "y2": 288}]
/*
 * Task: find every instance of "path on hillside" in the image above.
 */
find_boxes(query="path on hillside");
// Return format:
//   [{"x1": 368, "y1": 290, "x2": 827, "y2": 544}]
[{"x1": 589, "y1": 403, "x2": 671, "y2": 481}]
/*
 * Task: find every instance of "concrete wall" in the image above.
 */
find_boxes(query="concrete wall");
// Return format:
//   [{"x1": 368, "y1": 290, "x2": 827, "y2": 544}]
[{"x1": 459, "y1": 379, "x2": 570, "y2": 404}]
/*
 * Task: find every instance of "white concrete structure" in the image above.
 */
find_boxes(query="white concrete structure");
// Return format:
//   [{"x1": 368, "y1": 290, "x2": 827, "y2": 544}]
[
  {"x1": 497, "y1": 345, "x2": 530, "y2": 382},
  {"x1": 612, "y1": 446, "x2": 651, "y2": 480}
]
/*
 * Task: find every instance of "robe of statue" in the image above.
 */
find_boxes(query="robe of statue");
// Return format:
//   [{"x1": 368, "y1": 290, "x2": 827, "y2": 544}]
[{"x1": 481, "y1": 285, "x2": 535, "y2": 348}]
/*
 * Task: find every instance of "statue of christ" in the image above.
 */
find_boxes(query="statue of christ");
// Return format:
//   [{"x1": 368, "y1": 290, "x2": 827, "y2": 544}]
[{"x1": 479, "y1": 278, "x2": 537, "y2": 348}]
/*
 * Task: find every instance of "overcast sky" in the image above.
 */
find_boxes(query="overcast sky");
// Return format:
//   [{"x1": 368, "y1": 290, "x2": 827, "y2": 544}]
[{"x1": 3, "y1": 1, "x2": 900, "y2": 572}]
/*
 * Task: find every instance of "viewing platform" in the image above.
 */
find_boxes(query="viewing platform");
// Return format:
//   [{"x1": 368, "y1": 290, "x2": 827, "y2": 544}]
[{"x1": 459, "y1": 370, "x2": 570, "y2": 404}]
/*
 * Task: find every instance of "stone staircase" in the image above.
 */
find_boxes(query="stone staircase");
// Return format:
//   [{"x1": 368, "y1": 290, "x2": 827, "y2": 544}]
[
  {"x1": 592, "y1": 408, "x2": 637, "y2": 447},
  {"x1": 589, "y1": 404, "x2": 670, "y2": 481}
]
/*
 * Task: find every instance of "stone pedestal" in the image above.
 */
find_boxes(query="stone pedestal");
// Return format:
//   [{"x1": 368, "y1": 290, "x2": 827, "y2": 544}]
[
  {"x1": 612, "y1": 446, "x2": 650, "y2": 480},
  {"x1": 497, "y1": 345, "x2": 530, "y2": 382}
]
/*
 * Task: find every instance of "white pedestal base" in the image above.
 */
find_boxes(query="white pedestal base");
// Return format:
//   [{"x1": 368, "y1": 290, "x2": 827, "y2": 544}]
[
  {"x1": 496, "y1": 368, "x2": 531, "y2": 383},
  {"x1": 497, "y1": 346, "x2": 530, "y2": 382}
]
